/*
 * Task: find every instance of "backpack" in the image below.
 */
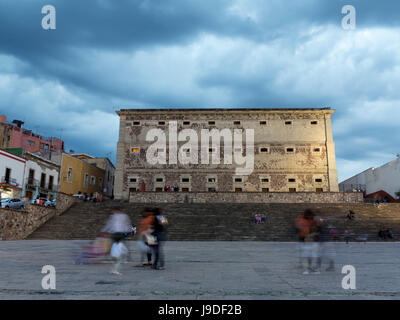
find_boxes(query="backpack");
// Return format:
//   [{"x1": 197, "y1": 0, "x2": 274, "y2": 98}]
[{"x1": 157, "y1": 215, "x2": 168, "y2": 225}]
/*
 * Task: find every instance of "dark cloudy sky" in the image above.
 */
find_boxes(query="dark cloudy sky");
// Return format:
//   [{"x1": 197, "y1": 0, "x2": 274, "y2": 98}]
[{"x1": 0, "y1": 0, "x2": 399, "y2": 182}]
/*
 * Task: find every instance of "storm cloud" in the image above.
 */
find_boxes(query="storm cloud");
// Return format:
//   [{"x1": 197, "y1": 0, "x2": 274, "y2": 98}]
[{"x1": 0, "y1": 0, "x2": 399, "y2": 181}]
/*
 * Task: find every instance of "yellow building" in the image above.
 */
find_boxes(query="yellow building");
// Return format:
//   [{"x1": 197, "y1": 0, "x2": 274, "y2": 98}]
[{"x1": 59, "y1": 153, "x2": 105, "y2": 197}]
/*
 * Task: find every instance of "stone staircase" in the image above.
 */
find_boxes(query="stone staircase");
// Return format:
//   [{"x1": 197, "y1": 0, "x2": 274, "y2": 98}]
[{"x1": 27, "y1": 201, "x2": 400, "y2": 241}]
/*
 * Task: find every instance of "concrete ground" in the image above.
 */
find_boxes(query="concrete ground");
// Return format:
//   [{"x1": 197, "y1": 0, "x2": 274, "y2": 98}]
[{"x1": 0, "y1": 241, "x2": 399, "y2": 300}]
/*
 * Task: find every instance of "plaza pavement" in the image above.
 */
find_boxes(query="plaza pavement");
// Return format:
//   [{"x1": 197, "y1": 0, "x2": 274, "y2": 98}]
[{"x1": 0, "y1": 241, "x2": 399, "y2": 300}]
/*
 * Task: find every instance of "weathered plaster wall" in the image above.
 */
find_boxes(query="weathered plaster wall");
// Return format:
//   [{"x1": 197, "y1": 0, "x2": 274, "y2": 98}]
[{"x1": 115, "y1": 109, "x2": 339, "y2": 199}]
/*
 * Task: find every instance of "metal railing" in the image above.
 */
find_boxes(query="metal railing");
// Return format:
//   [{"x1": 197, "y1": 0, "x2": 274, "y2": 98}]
[
  {"x1": 339, "y1": 183, "x2": 366, "y2": 192},
  {"x1": 0, "y1": 176, "x2": 20, "y2": 187},
  {"x1": 25, "y1": 178, "x2": 58, "y2": 191}
]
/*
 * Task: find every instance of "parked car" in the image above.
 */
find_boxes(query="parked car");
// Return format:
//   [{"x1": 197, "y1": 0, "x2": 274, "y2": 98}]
[
  {"x1": 0, "y1": 198, "x2": 25, "y2": 210},
  {"x1": 32, "y1": 198, "x2": 48, "y2": 206},
  {"x1": 72, "y1": 194, "x2": 85, "y2": 199},
  {"x1": 45, "y1": 199, "x2": 56, "y2": 208}
]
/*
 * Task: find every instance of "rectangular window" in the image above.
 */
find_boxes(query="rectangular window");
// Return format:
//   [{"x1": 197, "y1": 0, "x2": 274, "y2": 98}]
[
  {"x1": 261, "y1": 178, "x2": 269, "y2": 183},
  {"x1": 155, "y1": 187, "x2": 163, "y2": 192},
  {"x1": 260, "y1": 147, "x2": 269, "y2": 153},
  {"x1": 313, "y1": 148, "x2": 321, "y2": 152},
  {"x1": 262, "y1": 188, "x2": 269, "y2": 192},
  {"x1": 27, "y1": 140, "x2": 35, "y2": 146},
  {"x1": 316, "y1": 188, "x2": 323, "y2": 192},
  {"x1": 5, "y1": 168, "x2": 11, "y2": 184},
  {"x1": 260, "y1": 121, "x2": 267, "y2": 125},
  {"x1": 48, "y1": 175, "x2": 54, "y2": 190},
  {"x1": 183, "y1": 121, "x2": 191, "y2": 125},
  {"x1": 233, "y1": 121, "x2": 241, "y2": 125},
  {"x1": 235, "y1": 188, "x2": 243, "y2": 192},
  {"x1": 67, "y1": 168, "x2": 73, "y2": 182},
  {"x1": 208, "y1": 177, "x2": 216, "y2": 183},
  {"x1": 208, "y1": 121, "x2": 216, "y2": 125},
  {"x1": 90, "y1": 176, "x2": 96, "y2": 185},
  {"x1": 28, "y1": 169, "x2": 35, "y2": 185},
  {"x1": 209, "y1": 147, "x2": 216, "y2": 153},
  {"x1": 132, "y1": 121, "x2": 141, "y2": 126},
  {"x1": 288, "y1": 178, "x2": 296, "y2": 182},
  {"x1": 158, "y1": 121, "x2": 166, "y2": 126},
  {"x1": 285, "y1": 121, "x2": 292, "y2": 125},
  {"x1": 84, "y1": 174, "x2": 89, "y2": 187},
  {"x1": 181, "y1": 178, "x2": 190, "y2": 183},
  {"x1": 286, "y1": 148, "x2": 294, "y2": 153},
  {"x1": 129, "y1": 178, "x2": 137, "y2": 183},
  {"x1": 182, "y1": 188, "x2": 189, "y2": 192},
  {"x1": 289, "y1": 188, "x2": 296, "y2": 193},
  {"x1": 234, "y1": 178, "x2": 243, "y2": 183},
  {"x1": 130, "y1": 147, "x2": 140, "y2": 153},
  {"x1": 155, "y1": 178, "x2": 164, "y2": 182},
  {"x1": 40, "y1": 143, "x2": 44, "y2": 149},
  {"x1": 315, "y1": 178, "x2": 323, "y2": 183},
  {"x1": 311, "y1": 121, "x2": 318, "y2": 125},
  {"x1": 40, "y1": 173, "x2": 46, "y2": 188},
  {"x1": 208, "y1": 187, "x2": 216, "y2": 192}
]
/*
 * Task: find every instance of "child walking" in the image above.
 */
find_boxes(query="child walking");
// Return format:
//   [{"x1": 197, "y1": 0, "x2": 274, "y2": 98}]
[{"x1": 110, "y1": 236, "x2": 128, "y2": 275}]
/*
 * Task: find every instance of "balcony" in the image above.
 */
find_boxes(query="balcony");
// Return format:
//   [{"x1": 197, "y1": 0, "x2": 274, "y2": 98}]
[
  {"x1": 0, "y1": 176, "x2": 21, "y2": 188},
  {"x1": 25, "y1": 178, "x2": 58, "y2": 192},
  {"x1": 27, "y1": 178, "x2": 39, "y2": 187}
]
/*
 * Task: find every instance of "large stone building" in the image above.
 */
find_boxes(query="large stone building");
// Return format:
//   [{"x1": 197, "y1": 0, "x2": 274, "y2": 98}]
[{"x1": 115, "y1": 108, "x2": 339, "y2": 200}]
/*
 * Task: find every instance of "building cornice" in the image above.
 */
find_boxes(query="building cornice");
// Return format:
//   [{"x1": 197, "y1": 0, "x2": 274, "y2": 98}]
[{"x1": 116, "y1": 107, "x2": 334, "y2": 117}]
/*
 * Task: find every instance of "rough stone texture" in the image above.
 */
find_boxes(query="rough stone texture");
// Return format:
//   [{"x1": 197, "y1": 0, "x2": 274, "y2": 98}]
[
  {"x1": 1, "y1": 241, "x2": 400, "y2": 300},
  {"x1": 0, "y1": 193, "x2": 78, "y2": 240},
  {"x1": 115, "y1": 108, "x2": 339, "y2": 200},
  {"x1": 128, "y1": 191, "x2": 364, "y2": 203}
]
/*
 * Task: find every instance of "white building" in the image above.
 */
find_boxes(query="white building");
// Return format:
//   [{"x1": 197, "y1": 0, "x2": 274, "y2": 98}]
[
  {"x1": 339, "y1": 157, "x2": 400, "y2": 199},
  {"x1": 0, "y1": 149, "x2": 26, "y2": 198},
  {"x1": 22, "y1": 152, "x2": 60, "y2": 200}
]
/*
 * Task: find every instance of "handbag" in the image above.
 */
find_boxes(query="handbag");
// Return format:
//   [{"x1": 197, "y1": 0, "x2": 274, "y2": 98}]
[{"x1": 145, "y1": 234, "x2": 158, "y2": 245}]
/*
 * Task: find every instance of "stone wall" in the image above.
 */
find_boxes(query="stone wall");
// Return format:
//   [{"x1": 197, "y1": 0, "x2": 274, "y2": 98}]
[
  {"x1": 128, "y1": 192, "x2": 364, "y2": 204},
  {"x1": 0, "y1": 192, "x2": 78, "y2": 240}
]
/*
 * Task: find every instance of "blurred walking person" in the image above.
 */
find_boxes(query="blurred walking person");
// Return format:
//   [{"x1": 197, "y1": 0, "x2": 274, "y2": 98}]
[
  {"x1": 110, "y1": 234, "x2": 129, "y2": 275},
  {"x1": 295, "y1": 209, "x2": 320, "y2": 274},
  {"x1": 102, "y1": 206, "x2": 133, "y2": 242},
  {"x1": 151, "y1": 208, "x2": 168, "y2": 270},
  {"x1": 315, "y1": 217, "x2": 336, "y2": 272},
  {"x1": 137, "y1": 208, "x2": 155, "y2": 266}
]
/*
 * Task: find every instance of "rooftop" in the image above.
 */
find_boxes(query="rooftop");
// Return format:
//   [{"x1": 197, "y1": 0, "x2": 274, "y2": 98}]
[{"x1": 117, "y1": 107, "x2": 333, "y2": 115}]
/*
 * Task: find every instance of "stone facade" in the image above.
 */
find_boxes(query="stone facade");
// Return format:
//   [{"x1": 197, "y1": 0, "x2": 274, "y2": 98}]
[
  {"x1": 0, "y1": 192, "x2": 78, "y2": 240},
  {"x1": 128, "y1": 191, "x2": 363, "y2": 204},
  {"x1": 115, "y1": 108, "x2": 339, "y2": 200}
]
